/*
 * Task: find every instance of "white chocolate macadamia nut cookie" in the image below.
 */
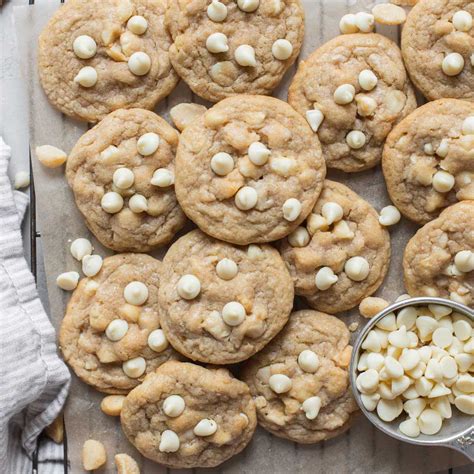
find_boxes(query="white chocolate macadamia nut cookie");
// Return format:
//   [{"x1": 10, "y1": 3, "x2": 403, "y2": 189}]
[
  {"x1": 120, "y1": 361, "x2": 257, "y2": 468},
  {"x1": 165, "y1": 0, "x2": 304, "y2": 102},
  {"x1": 242, "y1": 310, "x2": 358, "y2": 443},
  {"x1": 175, "y1": 95, "x2": 326, "y2": 245},
  {"x1": 158, "y1": 230, "x2": 294, "y2": 364},
  {"x1": 404, "y1": 201, "x2": 474, "y2": 306},
  {"x1": 383, "y1": 99, "x2": 474, "y2": 224},
  {"x1": 59, "y1": 254, "x2": 180, "y2": 394},
  {"x1": 38, "y1": 0, "x2": 178, "y2": 122},
  {"x1": 66, "y1": 109, "x2": 186, "y2": 253},
  {"x1": 288, "y1": 33, "x2": 416, "y2": 172},
  {"x1": 401, "y1": 0, "x2": 474, "y2": 102},
  {"x1": 280, "y1": 180, "x2": 391, "y2": 314}
]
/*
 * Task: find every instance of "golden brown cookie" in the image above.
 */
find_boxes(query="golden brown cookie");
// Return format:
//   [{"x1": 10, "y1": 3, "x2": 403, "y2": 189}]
[
  {"x1": 288, "y1": 33, "x2": 417, "y2": 172},
  {"x1": 158, "y1": 229, "x2": 294, "y2": 364},
  {"x1": 242, "y1": 310, "x2": 358, "y2": 443},
  {"x1": 38, "y1": 0, "x2": 178, "y2": 122},
  {"x1": 66, "y1": 108, "x2": 186, "y2": 253},
  {"x1": 175, "y1": 95, "x2": 326, "y2": 244},
  {"x1": 121, "y1": 361, "x2": 257, "y2": 468},
  {"x1": 383, "y1": 99, "x2": 474, "y2": 224},
  {"x1": 403, "y1": 200, "x2": 474, "y2": 306},
  {"x1": 59, "y1": 254, "x2": 181, "y2": 394}
]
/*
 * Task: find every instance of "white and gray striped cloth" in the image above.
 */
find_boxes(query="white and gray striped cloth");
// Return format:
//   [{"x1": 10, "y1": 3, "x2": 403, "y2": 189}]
[{"x1": 0, "y1": 137, "x2": 71, "y2": 473}]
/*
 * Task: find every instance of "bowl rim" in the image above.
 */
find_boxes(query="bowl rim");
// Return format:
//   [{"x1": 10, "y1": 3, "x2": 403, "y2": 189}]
[{"x1": 349, "y1": 296, "x2": 474, "y2": 447}]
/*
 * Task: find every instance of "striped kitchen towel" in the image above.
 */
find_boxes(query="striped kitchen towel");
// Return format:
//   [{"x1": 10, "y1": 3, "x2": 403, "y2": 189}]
[{"x1": 0, "y1": 137, "x2": 71, "y2": 473}]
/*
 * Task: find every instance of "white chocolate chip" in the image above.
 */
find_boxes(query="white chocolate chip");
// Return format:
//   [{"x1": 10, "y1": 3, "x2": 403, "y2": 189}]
[
  {"x1": 392, "y1": 376, "x2": 411, "y2": 397},
  {"x1": 163, "y1": 395, "x2": 185, "y2": 417},
  {"x1": 379, "y1": 205, "x2": 401, "y2": 226},
  {"x1": 35, "y1": 145, "x2": 67, "y2": 168},
  {"x1": 282, "y1": 198, "x2": 302, "y2": 222},
  {"x1": 432, "y1": 327, "x2": 453, "y2": 348},
  {"x1": 315, "y1": 267, "x2": 338, "y2": 291},
  {"x1": 397, "y1": 307, "x2": 418, "y2": 330},
  {"x1": 137, "y1": 132, "x2": 160, "y2": 156},
  {"x1": 269, "y1": 374, "x2": 292, "y2": 394},
  {"x1": 384, "y1": 356, "x2": 404, "y2": 379},
  {"x1": 429, "y1": 304, "x2": 452, "y2": 319},
  {"x1": 113, "y1": 168, "x2": 135, "y2": 189},
  {"x1": 432, "y1": 171, "x2": 455, "y2": 193},
  {"x1": 361, "y1": 330, "x2": 382, "y2": 353},
  {"x1": 74, "y1": 66, "x2": 98, "y2": 87},
  {"x1": 288, "y1": 227, "x2": 310, "y2": 247},
  {"x1": 399, "y1": 418, "x2": 420, "y2": 438},
  {"x1": 355, "y1": 95, "x2": 377, "y2": 117},
  {"x1": 123, "y1": 281, "x2": 148, "y2": 305},
  {"x1": 453, "y1": 319, "x2": 472, "y2": 341},
  {"x1": 305, "y1": 109, "x2": 324, "y2": 132},
  {"x1": 151, "y1": 168, "x2": 174, "y2": 187},
  {"x1": 14, "y1": 171, "x2": 30, "y2": 190},
  {"x1": 418, "y1": 409, "x2": 442, "y2": 435},
  {"x1": 376, "y1": 313, "x2": 397, "y2": 331},
  {"x1": 207, "y1": 0, "x2": 228, "y2": 22},
  {"x1": 442, "y1": 53, "x2": 465, "y2": 76},
  {"x1": 452, "y1": 10, "x2": 472, "y2": 32},
  {"x1": 344, "y1": 256, "x2": 369, "y2": 281},
  {"x1": 128, "y1": 51, "x2": 151, "y2": 76},
  {"x1": 456, "y1": 374, "x2": 474, "y2": 393},
  {"x1": 333, "y1": 84, "x2": 356, "y2": 105},
  {"x1": 248, "y1": 142, "x2": 270, "y2": 165},
  {"x1": 376, "y1": 398, "x2": 403, "y2": 422},
  {"x1": 127, "y1": 15, "x2": 148, "y2": 35},
  {"x1": 148, "y1": 329, "x2": 168, "y2": 352},
  {"x1": 235, "y1": 45, "x2": 257, "y2": 67},
  {"x1": 454, "y1": 250, "x2": 474, "y2": 273},
  {"x1": 177, "y1": 274, "x2": 201, "y2": 300},
  {"x1": 361, "y1": 392, "x2": 380, "y2": 411},
  {"x1": 272, "y1": 39, "x2": 293, "y2": 60},
  {"x1": 221, "y1": 301, "x2": 246, "y2": 326},
  {"x1": 82, "y1": 254, "x2": 103, "y2": 277},
  {"x1": 193, "y1": 419, "x2": 218, "y2": 436},
  {"x1": 339, "y1": 14, "x2": 358, "y2": 34},
  {"x1": 440, "y1": 355, "x2": 458, "y2": 379},
  {"x1": 321, "y1": 201, "x2": 343, "y2": 225},
  {"x1": 56, "y1": 271, "x2": 80, "y2": 291},
  {"x1": 216, "y1": 258, "x2": 238, "y2": 280},
  {"x1": 237, "y1": 0, "x2": 259, "y2": 12},
  {"x1": 122, "y1": 357, "x2": 146, "y2": 378},
  {"x1": 357, "y1": 369, "x2": 379, "y2": 394},
  {"x1": 206, "y1": 32, "x2": 229, "y2": 54},
  {"x1": 159, "y1": 430, "x2": 180, "y2": 453},
  {"x1": 355, "y1": 12, "x2": 375, "y2": 33},
  {"x1": 235, "y1": 186, "x2": 258, "y2": 211},
  {"x1": 358, "y1": 69, "x2": 378, "y2": 91},
  {"x1": 211, "y1": 152, "x2": 234, "y2": 176},
  {"x1": 436, "y1": 139, "x2": 449, "y2": 158},
  {"x1": 101, "y1": 192, "x2": 124, "y2": 214},
  {"x1": 298, "y1": 349, "x2": 320, "y2": 373},
  {"x1": 70, "y1": 238, "x2": 93, "y2": 261},
  {"x1": 128, "y1": 194, "x2": 148, "y2": 213},
  {"x1": 388, "y1": 325, "x2": 410, "y2": 348},
  {"x1": 73, "y1": 35, "x2": 97, "y2": 59},
  {"x1": 462, "y1": 116, "x2": 474, "y2": 135},
  {"x1": 454, "y1": 395, "x2": 474, "y2": 415},
  {"x1": 333, "y1": 220, "x2": 354, "y2": 239},
  {"x1": 424, "y1": 143, "x2": 435, "y2": 155},
  {"x1": 105, "y1": 319, "x2": 129, "y2": 342},
  {"x1": 307, "y1": 214, "x2": 328, "y2": 234},
  {"x1": 301, "y1": 396, "x2": 321, "y2": 420},
  {"x1": 346, "y1": 130, "x2": 366, "y2": 149}
]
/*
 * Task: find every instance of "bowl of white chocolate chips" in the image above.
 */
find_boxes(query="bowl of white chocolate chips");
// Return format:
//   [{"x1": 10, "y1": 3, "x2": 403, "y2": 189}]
[{"x1": 350, "y1": 297, "x2": 473, "y2": 460}]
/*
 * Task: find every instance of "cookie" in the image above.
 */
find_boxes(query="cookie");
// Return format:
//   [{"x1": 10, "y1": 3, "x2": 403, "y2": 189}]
[
  {"x1": 288, "y1": 33, "x2": 417, "y2": 172},
  {"x1": 59, "y1": 254, "x2": 180, "y2": 394},
  {"x1": 165, "y1": 0, "x2": 304, "y2": 102},
  {"x1": 401, "y1": 0, "x2": 474, "y2": 102},
  {"x1": 175, "y1": 95, "x2": 326, "y2": 245},
  {"x1": 241, "y1": 310, "x2": 358, "y2": 444},
  {"x1": 66, "y1": 108, "x2": 186, "y2": 253},
  {"x1": 403, "y1": 201, "x2": 474, "y2": 306},
  {"x1": 38, "y1": 0, "x2": 178, "y2": 122},
  {"x1": 158, "y1": 229, "x2": 294, "y2": 364},
  {"x1": 383, "y1": 99, "x2": 474, "y2": 224},
  {"x1": 280, "y1": 180, "x2": 391, "y2": 314},
  {"x1": 121, "y1": 361, "x2": 257, "y2": 468}
]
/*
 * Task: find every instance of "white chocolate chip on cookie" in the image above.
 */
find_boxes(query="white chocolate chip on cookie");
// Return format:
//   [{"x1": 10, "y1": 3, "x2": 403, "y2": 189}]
[
  {"x1": 288, "y1": 227, "x2": 310, "y2": 247},
  {"x1": 344, "y1": 256, "x2": 370, "y2": 281},
  {"x1": 127, "y1": 15, "x2": 148, "y2": 35},
  {"x1": 454, "y1": 250, "x2": 474, "y2": 273},
  {"x1": 298, "y1": 349, "x2": 320, "y2": 373},
  {"x1": 206, "y1": 32, "x2": 229, "y2": 54},
  {"x1": 452, "y1": 11, "x2": 472, "y2": 32},
  {"x1": 282, "y1": 198, "x2": 302, "y2": 221},
  {"x1": 163, "y1": 395, "x2": 186, "y2": 417},
  {"x1": 128, "y1": 51, "x2": 151, "y2": 76},
  {"x1": 462, "y1": 116, "x2": 474, "y2": 135},
  {"x1": 105, "y1": 319, "x2": 129, "y2": 342},
  {"x1": 235, "y1": 45, "x2": 257, "y2": 67},
  {"x1": 315, "y1": 267, "x2": 338, "y2": 290},
  {"x1": 216, "y1": 258, "x2": 238, "y2": 280},
  {"x1": 113, "y1": 168, "x2": 135, "y2": 189},
  {"x1": 222, "y1": 301, "x2": 246, "y2": 326},
  {"x1": 123, "y1": 357, "x2": 146, "y2": 378},
  {"x1": 207, "y1": 0, "x2": 228, "y2": 22},
  {"x1": 73, "y1": 35, "x2": 97, "y2": 59},
  {"x1": 305, "y1": 109, "x2": 324, "y2": 132},
  {"x1": 379, "y1": 205, "x2": 401, "y2": 226},
  {"x1": 269, "y1": 374, "x2": 292, "y2": 394},
  {"x1": 128, "y1": 194, "x2": 148, "y2": 213},
  {"x1": 302, "y1": 396, "x2": 322, "y2": 420},
  {"x1": 321, "y1": 202, "x2": 343, "y2": 225},
  {"x1": 177, "y1": 274, "x2": 201, "y2": 300},
  {"x1": 237, "y1": 0, "x2": 259, "y2": 12},
  {"x1": 124, "y1": 281, "x2": 149, "y2": 305},
  {"x1": 148, "y1": 329, "x2": 169, "y2": 352},
  {"x1": 82, "y1": 254, "x2": 103, "y2": 277},
  {"x1": 74, "y1": 66, "x2": 98, "y2": 88},
  {"x1": 211, "y1": 152, "x2": 234, "y2": 176},
  {"x1": 159, "y1": 430, "x2": 180, "y2": 453},
  {"x1": 432, "y1": 171, "x2": 455, "y2": 193},
  {"x1": 272, "y1": 39, "x2": 293, "y2": 60},
  {"x1": 151, "y1": 168, "x2": 174, "y2": 187},
  {"x1": 358, "y1": 69, "x2": 378, "y2": 91},
  {"x1": 346, "y1": 130, "x2": 366, "y2": 149},
  {"x1": 137, "y1": 132, "x2": 160, "y2": 156},
  {"x1": 248, "y1": 142, "x2": 271, "y2": 165},
  {"x1": 194, "y1": 419, "x2": 218, "y2": 436},
  {"x1": 101, "y1": 192, "x2": 124, "y2": 214},
  {"x1": 442, "y1": 53, "x2": 465, "y2": 76},
  {"x1": 334, "y1": 84, "x2": 356, "y2": 105},
  {"x1": 235, "y1": 186, "x2": 258, "y2": 210}
]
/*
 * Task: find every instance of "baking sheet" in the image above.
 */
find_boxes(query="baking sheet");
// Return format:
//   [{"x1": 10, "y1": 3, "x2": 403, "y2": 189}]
[{"x1": 14, "y1": 0, "x2": 469, "y2": 472}]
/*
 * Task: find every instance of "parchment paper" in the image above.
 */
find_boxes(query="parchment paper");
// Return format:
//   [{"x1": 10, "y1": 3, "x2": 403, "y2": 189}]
[{"x1": 14, "y1": 0, "x2": 469, "y2": 472}]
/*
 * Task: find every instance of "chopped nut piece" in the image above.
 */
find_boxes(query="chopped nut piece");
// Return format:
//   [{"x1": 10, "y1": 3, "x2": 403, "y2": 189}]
[
  {"x1": 359, "y1": 297, "x2": 390, "y2": 318},
  {"x1": 82, "y1": 439, "x2": 107, "y2": 471},
  {"x1": 35, "y1": 145, "x2": 67, "y2": 168},
  {"x1": 44, "y1": 414, "x2": 64, "y2": 444},
  {"x1": 101, "y1": 395, "x2": 126, "y2": 416},
  {"x1": 115, "y1": 453, "x2": 140, "y2": 474}
]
